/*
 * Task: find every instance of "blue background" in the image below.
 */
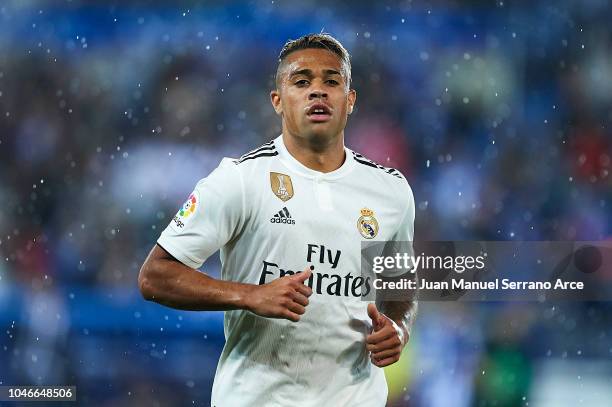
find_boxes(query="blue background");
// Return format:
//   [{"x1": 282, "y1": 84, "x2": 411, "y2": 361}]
[{"x1": 1, "y1": 1, "x2": 611, "y2": 405}]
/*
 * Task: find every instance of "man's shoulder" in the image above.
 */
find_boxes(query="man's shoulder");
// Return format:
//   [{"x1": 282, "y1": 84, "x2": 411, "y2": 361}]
[
  {"x1": 204, "y1": 139, "x2": 278, "y2": 183},
  {"x1": 348, "y1": 149, "x2": 415, "y2": 215},
  {"x1": 348, "y1": 149, "x2": 409, "y2": 187},
  {"x1": 196, "y1": 139, "x2": 278, "y2": 192},
  {"x1": 231, "y1": 139, "x2": 279, "y2": 167}
]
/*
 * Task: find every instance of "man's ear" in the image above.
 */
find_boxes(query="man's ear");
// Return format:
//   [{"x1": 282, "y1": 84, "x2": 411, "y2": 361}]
[
  {"x1": 348, "y1": 89, "x2": 357, "y2": 115},
  {"x1": 270, "y1": 90, "x2": 282, "y2": 116}
]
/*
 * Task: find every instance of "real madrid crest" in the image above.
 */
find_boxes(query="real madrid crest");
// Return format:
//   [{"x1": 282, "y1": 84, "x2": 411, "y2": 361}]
[
  {"x1": 270, "y1": 172, "x2": 294, "y2": 202},
  {"x1": 357, "y1": 208, "x2": 379, "y2": 239}
]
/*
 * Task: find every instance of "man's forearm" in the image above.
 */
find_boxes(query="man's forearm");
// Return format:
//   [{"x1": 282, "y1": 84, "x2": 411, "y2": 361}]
[
  {"x1": 139, "y1": 245, "x2": 313, "y2": 322},
  {"x1": 139, "y1": 252, "x2": 254, "y2": 311}
]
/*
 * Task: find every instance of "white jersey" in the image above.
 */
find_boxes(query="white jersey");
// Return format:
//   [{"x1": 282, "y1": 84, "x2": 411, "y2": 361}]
[{"x1": 157, "y1": 135, "x2": 415, "y2": 407}]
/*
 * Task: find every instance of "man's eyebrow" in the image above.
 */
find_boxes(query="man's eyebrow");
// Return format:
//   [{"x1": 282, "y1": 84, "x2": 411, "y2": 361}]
[
  {"x1": 288, "y1": 69, "x2": 313, "y2": 78},
  {"x1": 288, "y1": 69, "x2": 343, "y2": 78},
  {"x1": 323, "y1": 69, "x2": 342, "y2": 76}
]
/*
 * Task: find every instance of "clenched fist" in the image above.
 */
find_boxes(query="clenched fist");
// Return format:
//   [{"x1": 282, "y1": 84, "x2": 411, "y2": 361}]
[
  {"x1": 366, "y1": 303, "x2": 408, "y2": 367},
  {"x1": 245, "y1": 268, "x2": 313, "y2": 322}
]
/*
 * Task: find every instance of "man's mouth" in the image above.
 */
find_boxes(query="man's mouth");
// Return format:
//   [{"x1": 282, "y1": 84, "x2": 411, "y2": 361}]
[{"x1": 306, "y1": 103, "x2": 332, "y2": 122}]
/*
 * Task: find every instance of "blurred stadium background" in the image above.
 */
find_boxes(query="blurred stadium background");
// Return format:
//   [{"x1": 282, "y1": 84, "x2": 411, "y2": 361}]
[{"x1": 1, "y1": 0, "x2": 611, "y2": 405}]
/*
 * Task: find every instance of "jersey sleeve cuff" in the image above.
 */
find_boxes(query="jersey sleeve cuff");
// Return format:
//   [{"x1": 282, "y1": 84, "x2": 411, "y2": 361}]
[{"x1": 156, "y1": 236, "x2": 203, "y2": 270}]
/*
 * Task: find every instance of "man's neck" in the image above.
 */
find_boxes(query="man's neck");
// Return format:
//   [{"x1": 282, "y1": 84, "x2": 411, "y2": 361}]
[{"x1": 282, "y1": 132, "x2": 346, "y2": 173}]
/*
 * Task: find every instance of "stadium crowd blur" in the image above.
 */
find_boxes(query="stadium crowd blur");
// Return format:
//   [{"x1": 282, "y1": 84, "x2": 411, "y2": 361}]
[{"x1": 1, "y1": 1, "x2": 611, "y2": 406}]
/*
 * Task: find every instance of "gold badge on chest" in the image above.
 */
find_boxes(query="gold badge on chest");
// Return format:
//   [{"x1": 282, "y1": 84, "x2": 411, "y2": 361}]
[
  {"x1": 357, "y1": 208, "x2": 379, "y2": 239},
  {"x1": 270, "y1": 172, "x2": 294, "y2": 202}
]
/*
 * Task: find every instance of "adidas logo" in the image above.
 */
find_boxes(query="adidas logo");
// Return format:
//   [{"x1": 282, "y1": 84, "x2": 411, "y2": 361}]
[{"x1": 270, "y1": 207, "x2": 295, "y2": 225}]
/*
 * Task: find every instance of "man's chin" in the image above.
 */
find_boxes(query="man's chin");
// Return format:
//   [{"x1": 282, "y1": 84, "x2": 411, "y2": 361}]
[
  {"x1": 302, "y1": 128, "x2": 337, "y2": 146},
  {"x1": 303, "y1": 122, "x2": 339, "y2": 138}
]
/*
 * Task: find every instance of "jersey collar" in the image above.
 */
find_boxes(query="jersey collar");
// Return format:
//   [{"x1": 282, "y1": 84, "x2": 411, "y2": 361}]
[{"x1": 275, "y1": 134, "x2": 355, "y2": 181}]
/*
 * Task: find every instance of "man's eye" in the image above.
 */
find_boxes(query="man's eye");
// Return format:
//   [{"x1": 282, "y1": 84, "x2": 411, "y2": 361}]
[
  {"x1": 295, "y1": 80, "x2": 309, "y2": 86},
  {"x1": 326, "y1": 80, "x2": 339, "y2": 85}
]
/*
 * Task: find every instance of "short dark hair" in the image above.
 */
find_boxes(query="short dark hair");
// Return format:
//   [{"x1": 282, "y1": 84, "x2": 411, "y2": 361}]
[{"x1": 276, "y1": 33, "x2": 352, "y2": 88}]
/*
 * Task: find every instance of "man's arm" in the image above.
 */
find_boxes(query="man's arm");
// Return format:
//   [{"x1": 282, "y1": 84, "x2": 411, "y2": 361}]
[
  {"x1": 138, "y1": 244, "x2": 312, "y2": 322},
  {"x1": 366, "y1": 300, "x2": 417, "y2": 367},
  {"x1": 379, "y1": 301, "x2": 418, "y2": 344},
  {"x1": 379, "y1": 300, "x2": 418, "y2": 344},
  {"x1": 366, "y1": 179, "x2": 418, "y2": 366}
]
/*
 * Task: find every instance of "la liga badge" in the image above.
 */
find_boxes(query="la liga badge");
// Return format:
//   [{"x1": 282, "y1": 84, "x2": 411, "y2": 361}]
[{"x1": 173, "y1": 191, "x2": 199, "y2": 229}]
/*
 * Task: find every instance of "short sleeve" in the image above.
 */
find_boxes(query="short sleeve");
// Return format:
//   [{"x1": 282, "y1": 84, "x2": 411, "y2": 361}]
[
  {"x1": 380, "y1": 181, "x2": 416, "y2": 277},
  {"x1": 157, "y1": 158, "x2": 244, "y2": 269},
  {"x1": 392, "y1": 181, "x2": 415, "y2": 242}
]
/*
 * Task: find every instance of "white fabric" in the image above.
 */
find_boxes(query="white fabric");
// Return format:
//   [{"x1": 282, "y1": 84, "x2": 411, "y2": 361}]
[{"x1": 157, "y1": 135, "x2": 415, "y2": 407}]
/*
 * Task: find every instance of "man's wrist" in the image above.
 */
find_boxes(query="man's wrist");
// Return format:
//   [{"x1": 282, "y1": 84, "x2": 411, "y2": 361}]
[
  {"x1": 390, "y1": 319, "x2": 408, "y2": 346},
  {"x1": 236, "y1": 283, "x2": 256, "y2": 311}
]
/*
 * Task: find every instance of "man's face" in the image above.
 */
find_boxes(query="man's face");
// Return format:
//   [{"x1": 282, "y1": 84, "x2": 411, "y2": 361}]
[{"x1": 271, "y1": 48, "x2": 356, "y2": 144}]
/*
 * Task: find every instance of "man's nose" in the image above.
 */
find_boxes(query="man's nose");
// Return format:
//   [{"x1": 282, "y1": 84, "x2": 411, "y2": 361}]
[{"x1": 309, "y1": 89, "x2": 327, "y2": 99}]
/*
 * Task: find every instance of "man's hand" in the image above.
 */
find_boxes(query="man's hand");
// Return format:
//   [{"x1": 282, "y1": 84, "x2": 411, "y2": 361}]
[
  {"x1": 366, "y1": 303, "x2": 408, "y2": 367},
  {"x1": 245, "y1": 268, "x2": 313, "y2": 322}
]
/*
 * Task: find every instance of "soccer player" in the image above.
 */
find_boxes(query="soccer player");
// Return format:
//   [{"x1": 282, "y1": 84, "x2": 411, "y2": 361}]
[{"x1": 139, "y1": 33, "x2": 417, "y2": 406}]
